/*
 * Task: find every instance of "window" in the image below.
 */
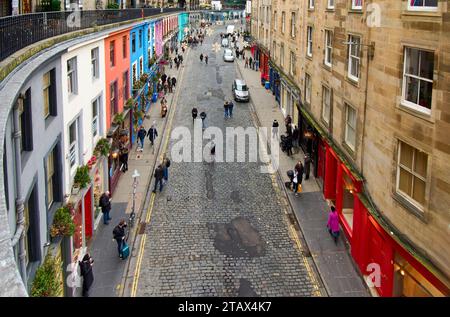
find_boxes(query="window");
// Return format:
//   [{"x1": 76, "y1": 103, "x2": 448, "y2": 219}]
[
  {"x1": 110, "y1": 41, "x2": 115, "y2": 67},
  {"x1": 110, "y1": 82, "x2": 118, "y2": 117},
  {"x1": 291, "y1": 12, "x2": 296, "y2": 38},
  {"x1": 45, "y1": 148, "x2": 56, "y2": 208},
  {"x1": 139, "y1": 30, "x2": 142, "y2": 48},
  {"x1": 396, "y1": 141, "x2": 428, "y2": 208},
  {"x1": 345, "y1": 104, "x2": 357, "y2": 151},
  {"x1": 281, "y1": 12, "x2": 285, "y2": 34},
  {"x1": 132, "y1": 63, "x2": 137, "y2": 86},
  {"x1": 132, "y1": 33, "x2": 136, "y2": 53},
  {"x1": 348, "y1": 35, "x2": 361, "y2": 82},
  {"x1": 89, "y1": 47, "x2": 99, "y2": 79},
  {"x1": 324, "y1": 30, "x2": 333, "y2": 67},
  {"x1": 92, "y1": 97, "x2": 100, "y2": 139},
  {"x1": 328, "y1": 0, "x2": 335, "y2": 9},
  {"x1": 265, "y1": 6, "x2": 269, "y2": 23},
  {"x1": 272, "y1": 41, "x2": 277, "y2": 60},
  {"x1": 68, "y1": 120, "x2": 78, "y2": 168},
  {"x1": 280, "y1": 44, "x2": 285, "y2": 67},
  {"x1": 290, "y1": 51, "x2": 296, "y2": 76},
  {"x1": 408, "y1": 0, "x2": 438, "y2": 11},
  {"x1": 42, "y1": 70, "x2": 57, "y2": 118},
  {"x1": 67, "y1": 57, "x2": 77, "y2": 94},
  {"x1": 322, "y1": 86, "x2": 331, "y2": 125},
  {"x1": 123, "y1": 71, "x2": 129, "y2": 101},
  {"x1": 19, "y1": 89, "x2": 33, "y2": 152},
  {"x1": 23, "y1": 198, "x2": 30, "y2": 266},
  {"x1": 123, "y1": 36, "x2": 127, "y2": 58},
  {"x1": 305, "y1": 73, "x2": 312, "y2": 105},
  {"x1": 309, "y1": 0, "x2": 315, "y2": 9},
  {"x1": 352, "y1": 0, "x2": 363, "y2": 10},
  {"x1": 139, "y1": 57, "x2": 144, "y2": 77},
  {"x1": 274, "y1": 11, "x2": 277, "y2": 30},
  {"x1": 402, "y1": 48, "x2": 434, "y2": 114},
  {"x1": 307, "y1": 26, "x2": 313, "y2": 57}
]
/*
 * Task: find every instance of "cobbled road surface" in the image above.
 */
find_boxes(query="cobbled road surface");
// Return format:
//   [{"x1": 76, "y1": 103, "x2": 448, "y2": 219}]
[{"x1": 135, "y1": 26, "x2": 321, "y2": 297}]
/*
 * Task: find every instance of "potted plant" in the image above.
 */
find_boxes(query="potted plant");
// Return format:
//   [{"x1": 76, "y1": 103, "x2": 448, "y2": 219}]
[
  {"x1": 113, "y1": 113, "x2": 125, "y2": 126},
  {"x1": 94, "y1": 138, "x2": 111, "y2": 157},
  {"x1": 124, "y1": 97, "x2": 135, "y2": 110},
  {"x1": 73, "y1": 165, "x2": 91, "y2": 190},
  {"x1": 50, "y1": 206, "x2": 76, "y2": 238},
  {"x1": 31, "y1": 255, "x2": 63, "y2": 297}
]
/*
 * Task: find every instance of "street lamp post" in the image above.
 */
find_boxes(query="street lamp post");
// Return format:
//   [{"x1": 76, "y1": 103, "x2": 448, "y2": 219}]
[{"x1": 130, "y1": 169, "x2": 140, "y2": 227}]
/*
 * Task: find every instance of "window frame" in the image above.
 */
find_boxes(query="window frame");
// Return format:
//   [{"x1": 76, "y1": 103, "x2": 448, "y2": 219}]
[
  {"x1": 123, "y1": 71, "x2": 129, "y2": 102},
  {"x1": 45, "y1": 147, "x2": 55, "y2": 209},
  {"x1": 396, "y1": 140, "x2": 428, "y2": 211},
  {"x1": 109, "y1": 41, "x2": 115, "y2": 68},
  {"x1": 347, "y1": 35, "x2": 361, "y2": 82},
  {"x1": 309, "y1": 0, "x2": 315, "y2": 10},
  {"x1": 122, "y1": 35, "x2": 127, "y2": 58},
  {"x1": 401, "y1": 47, "x2": 434, "y2": 116},
  {"x1": 42, "y1": 71, "x2": 51, "y2": 119},
  {"x1": 407, "y1": 0, "x2": 438, "y2": 12},
  {"x1": 110, "y1": 81, "x2": 118, "y2": 118},
  {"x1": 92, "y1": 96, "x2": 100, "y2": 140},
  {"x1": 291, "y1": 12, "x2": 296, "y2": 38},
  {"x1": 290, "y1": 51, "x2": 296, "y2": 76},
  {"x1": 305, "y1": 73, "x2": 312, "y2": 105},
  {"x1": 327, "y1": 0, "x2": 335, "y2": 9},
  {"x1": 324, "y1": 30, "x2": 333, "y2": 68},
  {"x1": 280, "y1": 43, "x2": 285, "y2": 68},
  {"x1": 132, "y1": 33, "x2": 136, "y2": 53},
  {"x1": 68, "y1": 119, "x2": 79, "y2": 170},
  {"x1": 351, "y1": 0, "x2": 363, "y2": 10},
  {"x1": 67, "y1": 57, "x2": 77, "y2": 95},
  {"x1": 344, "y1": 104, "x2": 357, "y2": 151},
  {"x1": 281, "y1": 11, "x2": 286, "y2": 34},
  {"x1": 91, "y1": 47, "x2": 99, "y2": 79},
  {"x1": 322, "y1": 86, "x2": 332, "y2": 125},
  {"x1": 273, "y1": 11, "x2": 277, "y2": 31},
  {"x1": 307, "y1": 26, "x2": 313, "y2": 57}
]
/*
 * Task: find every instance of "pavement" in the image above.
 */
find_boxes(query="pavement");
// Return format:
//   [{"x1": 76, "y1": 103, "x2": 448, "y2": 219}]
[
  {"x1": 234, "y1": 42, "x2": 370, "y2": 297},
  {"x1": 88, "y1": 45, "x2": 184, "y2": 297},
  {"x1": 125, "y1": 24, "x2": 323, "y2": 297}
]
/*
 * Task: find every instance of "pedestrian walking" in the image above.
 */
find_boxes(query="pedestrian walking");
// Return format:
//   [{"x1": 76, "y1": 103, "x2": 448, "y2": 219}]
[
  {"x1": 205, "y1": 54, "x2": 208, "y2": 64},
  {"x1": 249, "y1": 56, "x2": 253, "y2": 69},
  {"x1": 228, "y1": 100, "x2": 234, "y2": 118},
  {"x1": 162, "y1": 154, "x2": 171, "y2": 183},
  {"x1": 182, "y1": 46, "x2": 185, "y2": 54},
  {"x1": 119, "y1": 139, "x2": 129, "y2": 173},
  {"x1": 295, "y1": 161, "x2": 304, "y2": 187},
  {"x1": 99, "y1": 191, "x2": 112, "y2": 225},
  {"x1": 200, "y1": 111, "x2": 207, "y2": 129},
  {"x1": 147, "y1": 121, "x2": 158, "y2": 153},
  {"x1": 161, "y1": 103, "x2": 168, "y2": 118},
  {"x1": 179, "y1": 54, "x2": 183, "y2": 64},
  {"x1": 174, "y1": 56, "x2": 178, "y2": 66},
  {"x1": 137, "y1": 126, "x2": 147, "y2": 151},
  {"x1": 245, "y1": 57, "x2": 248, "y2": 68},
  {"x1": 171, "y1": 77, "x2": 177, "y2": 88},
  {"x1": 175, "y1": 47, "x2": 178, "y2": 55},
  {"x1": 327, "y1": 206, "x2": 340, "y2": 245},
  {"x1": 113, "y1": 220, "x2": 127, "y2": 259},
  {"x1": 176, "y1": 59, "x2": 180, "y2": 69},
  {"x1": 200, "y1": 53, "x2": 204, "y2": 62},
  {"x1": 192, "y1": 107, "x2": 198, "y2": 123},
  {"x1": 224, "y1": 101, "x2": 229, "y2": 119},
  {"x1": 286, "y1": 135, "x2": 293, "y2": 157},
  {"x1": 285, "y1": 115, "x2": 293, "y2": 136},
  {"x1": 168, "y1": 79, "x2": 173, "y2": 93},
  {"x1": 152, "y1": 164, "x2": 164, "y2": 193},
  {"x1": 272, "y1": 119, "x2": 279, "y2": 139},
  {"x1": 304, "y1": 154, "x2": 311, "y2": 180},
  {"x1": 169, "y1": 57, "x2": 173, "y2": 69},
  {"x1": 235, "y1": 48, "x2": 240, "y2": 59},
  {"x1": 79, "y1": 253, "x2": 94, "y2": 297},
  {"x1": 161, "y1": 73, "x2": 167, "y2": 84},
  {"x1": 293, "y1": 171, "x2": 299, "y2": 196}
]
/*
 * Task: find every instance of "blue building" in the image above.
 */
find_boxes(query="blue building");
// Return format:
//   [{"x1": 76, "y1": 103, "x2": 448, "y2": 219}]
[{"x1": 178, "y1": 12, "x2": 189, "y2": 43}]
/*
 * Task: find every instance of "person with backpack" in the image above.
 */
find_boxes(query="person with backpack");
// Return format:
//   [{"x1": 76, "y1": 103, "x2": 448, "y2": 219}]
[
  {"x1": 327, "y1": 206, "x2": 340, "y2": 245},
  {"x1": 137, "y1": 126, "x2": 147, "y2": 151},
  {"x1": 79, "y1": 253, "x2": 94, "y2": 297},
  {"x1": 113, "y1": 220, "x2": 127, "y2": 259},
  {"x1": 99, "y1": 191, "x2": 112, "y2": 225}
]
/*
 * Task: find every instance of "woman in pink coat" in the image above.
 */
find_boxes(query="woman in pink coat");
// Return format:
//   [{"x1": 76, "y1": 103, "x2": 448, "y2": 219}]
[{"x1": 327, "y1": 206, "x2": 340, "y2": 245}]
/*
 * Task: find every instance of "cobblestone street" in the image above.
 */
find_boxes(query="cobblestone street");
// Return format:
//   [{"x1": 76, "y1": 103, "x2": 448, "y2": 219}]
[{"x1": 132, "y1": 26, "x2": 322, "y2": 297}]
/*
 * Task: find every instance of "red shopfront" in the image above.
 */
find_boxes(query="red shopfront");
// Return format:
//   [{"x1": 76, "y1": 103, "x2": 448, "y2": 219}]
[
  {"x1": 259, "y1": 51, "x2": 269, "y2": 83},
  {"x1": 323, "y1": 144, "x2": 449, "y2": 297}
]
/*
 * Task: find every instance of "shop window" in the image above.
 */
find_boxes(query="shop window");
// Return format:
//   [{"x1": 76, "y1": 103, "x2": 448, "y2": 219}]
[
  {"x1": 342, "y1": 172, "x2": 355, "y2": 230},
  {"x1": 393, "y1": 253, "x2": 445, "y2": 297}
]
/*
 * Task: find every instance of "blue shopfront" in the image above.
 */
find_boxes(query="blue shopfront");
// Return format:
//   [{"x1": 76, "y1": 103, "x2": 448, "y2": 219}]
[{"x1": 269, "y1": 64, "x2": 280, "y2": 104}]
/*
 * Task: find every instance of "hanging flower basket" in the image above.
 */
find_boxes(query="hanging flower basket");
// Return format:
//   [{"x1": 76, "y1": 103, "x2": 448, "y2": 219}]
[{"x1": 50, "y1": 206, "x2": 75, "y2": 238}]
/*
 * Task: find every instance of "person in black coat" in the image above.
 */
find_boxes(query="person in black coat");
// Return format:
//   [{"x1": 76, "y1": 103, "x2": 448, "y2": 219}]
[
  {"x1": 113, "y1": 220, "x2": 127, "y2": 259},
  {"x1": 153, "y1": 164, "x2": 164, "y2": 193},
  {"x1": 99, "y1": 191, "x2": 112, "y2": 225},
  {"x1": 147, "y1": 121, "x2": 158, "y2": 146},
  {"x1": 304, "y1": 154, "x2": 311, "y2": 180},
  {"x1": 286, "y1": 136, "x2": 293, "y2": 156},
  {"x1": 79, "y1": 253, "x2": 94, "y2": 297},
  {"x1": 171, "y1": 77, "x2": 177, "y2": 88},
  {"x1": 161, "y1": 73, "x2": 167, "y2": 84}
]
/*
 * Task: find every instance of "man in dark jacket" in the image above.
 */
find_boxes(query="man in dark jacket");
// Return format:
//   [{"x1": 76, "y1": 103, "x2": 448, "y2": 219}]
[
  {"x1": 224, "y1": 101, "x2": 229, "y2": 119},
  {"x1": 304, "y1": 154, "x2": 311, "y2": 180},
  {"x1": 153, "y1": 164, "x2": 164, "y2": 193},
  {"x1": 99, "y1": 191, "x2": 112, "y2": 225},
  {"x1": 113, "y1": 220, "x2": 127, "y2": 259},
  {"x1": 161, "y1": 73, "x2": 167, "y2": 84},
  {"x1": 79, "y1": 253, "x2": 94, "y2": 297},
  {"x1": 147, "y1": 121, "x2": 158, "y2": 146},
  {"x1": 171, "y1": 77, "x2": 177, "y2": 88},
  {"x1": 272, "y1": 119, "x2": 279, "y2": 139},
  {"x1": 137, "y1": 126, "x2": 147, "y2": 151},
  {"x1": 228, "y1": 100, "x2": 234, "y2": 118}
]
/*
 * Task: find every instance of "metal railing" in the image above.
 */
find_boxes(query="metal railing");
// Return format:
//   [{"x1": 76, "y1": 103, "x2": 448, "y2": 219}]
[{"x1": 0, "y1": 8, "x2": 183, "y2": 62}]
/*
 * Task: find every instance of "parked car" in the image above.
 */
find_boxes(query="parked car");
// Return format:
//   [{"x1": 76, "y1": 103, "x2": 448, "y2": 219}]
[
  {"x1": 221, "y1": 38, "x2": 229, "y2": 47},
  {"x1": 223, "y1": 49, "x2": 234, "y2": 62},
  {"x1": 232, "y1": 79, "x2": 249, "y2": 102}
]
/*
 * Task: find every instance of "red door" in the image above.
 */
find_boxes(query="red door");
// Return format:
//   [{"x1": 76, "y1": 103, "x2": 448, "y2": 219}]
[
  {"x1": 84, "y1": 188, "x2": 93, "y2": 239},
  {"x1": 369, "y1": 223, "x2": 393, "y2": 296}
]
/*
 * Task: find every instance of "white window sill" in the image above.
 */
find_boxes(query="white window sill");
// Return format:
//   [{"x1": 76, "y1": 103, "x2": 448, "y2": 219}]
[{"x1": 400, "y1": 100, "x2": 431, "y2": 116}]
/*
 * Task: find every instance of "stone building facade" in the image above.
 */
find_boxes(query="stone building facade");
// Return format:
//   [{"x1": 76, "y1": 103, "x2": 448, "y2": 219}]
[{"x1": 251, "y1": 0, "x2": 450, "y2": 296}]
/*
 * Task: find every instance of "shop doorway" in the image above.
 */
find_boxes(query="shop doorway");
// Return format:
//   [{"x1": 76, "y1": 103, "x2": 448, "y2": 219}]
[{"x1": 342, "y1": 173, "x2": 355, "y2": 230}]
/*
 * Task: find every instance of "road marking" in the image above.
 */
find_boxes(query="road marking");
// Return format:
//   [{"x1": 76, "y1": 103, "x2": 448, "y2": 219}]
[{"x1": 130, "y1": 47, "x2": 190, "y2": 297}]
